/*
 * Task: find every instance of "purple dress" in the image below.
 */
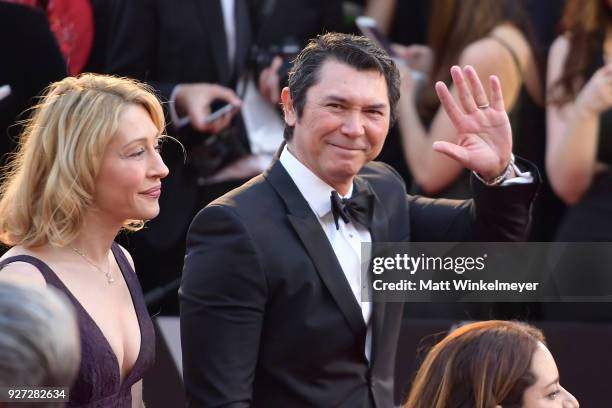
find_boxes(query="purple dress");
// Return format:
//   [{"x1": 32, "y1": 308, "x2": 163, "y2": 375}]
[{"x1": 0, "y1": 242, "x2": 155, "y2": 407}]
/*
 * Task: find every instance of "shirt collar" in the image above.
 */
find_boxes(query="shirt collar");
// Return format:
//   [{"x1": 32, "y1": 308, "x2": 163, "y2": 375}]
[{"x1": 279, "y1": 144, "x2": 353, "y2": 218}]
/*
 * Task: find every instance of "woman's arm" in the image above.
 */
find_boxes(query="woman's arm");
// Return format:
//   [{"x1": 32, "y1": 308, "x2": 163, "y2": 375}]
[
  {"x1": 363, "y1": 0, "x2": 397, "y2": 35},
  {"x1": 398, "y1": 39, "x2": 520, "y2": 194},
  {"x1": 546, "y1": 35, "x2": 612, "y2": 205}
]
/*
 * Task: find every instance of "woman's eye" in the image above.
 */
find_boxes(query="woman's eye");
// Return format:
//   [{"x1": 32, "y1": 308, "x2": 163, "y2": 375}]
[
  {"x1": 546, "y1": 390, "x2": 560, "y2": 400},
  {"x1": 130, "y1": 149, "x2": 146, "y2": 157},
  {"x1": 154, "y1": 144, "x2": 162, "y2": 153}
]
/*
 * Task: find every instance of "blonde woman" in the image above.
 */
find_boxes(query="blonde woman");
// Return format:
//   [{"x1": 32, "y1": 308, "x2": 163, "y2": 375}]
[{"x1": 0, "y1": 74, "x2": 169, "y2": 407}]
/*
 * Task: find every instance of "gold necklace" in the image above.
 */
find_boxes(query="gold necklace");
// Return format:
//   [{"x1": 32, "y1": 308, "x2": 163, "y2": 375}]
[{"x1": 70, "y1": 246, "x2": 115, "y2": 284}]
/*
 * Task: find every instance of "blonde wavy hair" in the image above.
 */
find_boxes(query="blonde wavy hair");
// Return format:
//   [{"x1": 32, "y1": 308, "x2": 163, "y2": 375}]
[{"x1": 0, "y1": 74, "x2": 165, "y2": 248}]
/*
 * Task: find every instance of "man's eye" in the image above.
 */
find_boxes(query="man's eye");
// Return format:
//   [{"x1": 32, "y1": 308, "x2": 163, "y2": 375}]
[
  {"x1": 327, "y1": 103, "x2": 342, "y2": 109},
  {"x1": 366, "y1": 110, "x2": 383, "y2": 116}
]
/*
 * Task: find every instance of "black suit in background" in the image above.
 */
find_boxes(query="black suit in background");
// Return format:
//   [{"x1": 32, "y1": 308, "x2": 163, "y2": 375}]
[
  {"x1": 106, "y1": 0, "x2": 252, "y2": 246},
  {"x1": 106, "y1": 0, "x2": 344, "y2": 246},
  {"x1": 106, "y1": 0, "x2": 253, "y2": 308},
  {"x1": 83, "y1": 0, "x2": 121, "y2": 74},
  {"x1": 0, "y1": 2, "x2": 67, "y2": 166},
  {"x1": 249, "y1": 0, "x2": 344, "y2": 48},
  {"x1": 180, "y1": 158, "x2": 538, "y2": 407},
  {"x1": 106, "y1": 0, "x2": 345, "y2": 309}
]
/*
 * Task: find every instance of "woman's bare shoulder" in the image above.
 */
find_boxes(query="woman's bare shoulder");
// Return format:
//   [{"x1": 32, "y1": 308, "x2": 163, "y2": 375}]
[{"x1": 0, "y1": 246, "x2": 47, "y2": 287}]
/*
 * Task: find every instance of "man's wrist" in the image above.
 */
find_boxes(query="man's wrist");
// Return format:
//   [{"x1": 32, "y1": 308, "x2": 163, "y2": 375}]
[{"x1": 473, "y1": 154, "x2": 516, "y2": 186}]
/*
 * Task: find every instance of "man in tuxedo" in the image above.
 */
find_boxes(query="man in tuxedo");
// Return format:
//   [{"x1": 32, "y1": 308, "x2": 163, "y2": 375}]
[{"x1": 180, "y1": 33, "x2": 539, "y2": 407}]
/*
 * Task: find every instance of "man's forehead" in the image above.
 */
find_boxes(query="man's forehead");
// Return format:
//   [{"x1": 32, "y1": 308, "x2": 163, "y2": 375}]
[
  {"x1": 307, "y1": 60, "x2": 389, "y2": 105},
  {"x1": 316, "y1": 59, "x2": 386, "y2": 82}
]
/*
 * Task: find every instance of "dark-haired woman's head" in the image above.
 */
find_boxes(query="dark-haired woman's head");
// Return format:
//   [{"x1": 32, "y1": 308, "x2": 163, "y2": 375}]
[{"x1": 404, "y1": 321, "x2": 579, "y2": 408}]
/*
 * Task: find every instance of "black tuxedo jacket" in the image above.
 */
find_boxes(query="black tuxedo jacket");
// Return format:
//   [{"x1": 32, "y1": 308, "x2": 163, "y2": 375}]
[{"x1": 180, "y1": 159, "x2": 538, "y2": 407}]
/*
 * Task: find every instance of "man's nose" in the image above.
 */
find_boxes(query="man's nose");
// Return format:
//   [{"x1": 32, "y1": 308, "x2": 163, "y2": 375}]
[{"x1": 341, "y1": 110, "x2": 365, "y2": 138}]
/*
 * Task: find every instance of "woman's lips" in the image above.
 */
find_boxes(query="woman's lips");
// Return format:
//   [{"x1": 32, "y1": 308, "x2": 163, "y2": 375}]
[{"x1": 140, "y1": 186, "x2": 162, "y2": 198}]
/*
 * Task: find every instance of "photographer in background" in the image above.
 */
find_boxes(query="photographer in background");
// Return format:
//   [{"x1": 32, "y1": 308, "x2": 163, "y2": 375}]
[
  {"x1": 252, "y1": 38, "x2": 301, "y2": 107},
  {"x1": 106, "y1": 0, "x2": 345, "y2": 313},
  {"x1": 249, "y1": 0, "x2": 344, "y2": 105}
]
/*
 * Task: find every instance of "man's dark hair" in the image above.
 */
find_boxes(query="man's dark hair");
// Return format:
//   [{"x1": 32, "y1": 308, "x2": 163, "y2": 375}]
[{"x1": 284, "y1": 32, "x2": 400, "y2": 141}]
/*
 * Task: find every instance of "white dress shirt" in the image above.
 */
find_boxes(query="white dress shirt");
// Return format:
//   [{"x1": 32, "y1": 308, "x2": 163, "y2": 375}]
[
  {"x1": 169, "y1": 0, "x2": 275, "y2": 184},
  {"x1": 279, "y1": 146, "x2": 374, "y2": 361},
  {"x1": 220, "y1": 0, "x2": 236, "y2": 70}
]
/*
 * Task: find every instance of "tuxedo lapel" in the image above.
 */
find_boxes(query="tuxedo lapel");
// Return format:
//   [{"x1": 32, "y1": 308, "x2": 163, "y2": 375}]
[
  {"x1": 353, "y1": 176, "x2": 388, "y2": 244},
  {"x1": 196, "y1": 0, "x2": 231, "y2": 85},
  {"x1": 354, "y1": 175, "x2": 389, "y2": 364},
  {"x1": 264, "y1": 161, "x2": 367, "y2": 336}
]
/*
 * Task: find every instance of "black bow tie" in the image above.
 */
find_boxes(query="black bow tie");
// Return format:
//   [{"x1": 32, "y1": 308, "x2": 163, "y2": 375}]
[{"x1": 330, "y1": 190, "x2": 373, "y2": 230}]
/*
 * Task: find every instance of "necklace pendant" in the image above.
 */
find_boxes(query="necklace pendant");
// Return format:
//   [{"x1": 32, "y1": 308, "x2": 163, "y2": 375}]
[{"x1": 70, "y1": 245, "x2": 114, "y2": 284}]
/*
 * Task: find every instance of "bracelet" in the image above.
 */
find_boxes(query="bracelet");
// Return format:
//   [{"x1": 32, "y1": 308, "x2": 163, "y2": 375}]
[{"x1": 472, "y1": 154, "x2": 516, "y2": 186}]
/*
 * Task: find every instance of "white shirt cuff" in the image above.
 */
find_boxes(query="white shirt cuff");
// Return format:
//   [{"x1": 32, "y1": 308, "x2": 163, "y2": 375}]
[
  {"x1": 169, "y1": 85, "x2": 190, "y2": 128},
  {"x1": 500, "y1": 160, "x2": 533, "y2": 185}
]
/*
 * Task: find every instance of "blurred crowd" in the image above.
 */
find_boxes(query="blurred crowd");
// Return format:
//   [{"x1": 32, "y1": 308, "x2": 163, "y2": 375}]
[{"x1": 0, "y1": 0, "x2": 610, "y2": 316}]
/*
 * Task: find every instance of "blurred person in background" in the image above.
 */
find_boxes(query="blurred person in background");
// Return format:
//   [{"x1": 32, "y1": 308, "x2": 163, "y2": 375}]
[
  {"x1": 0, "y1": 282, "x2": 79, "y2": 408},
  {"x1": 404, "y1": 320, "x2": 579, "y2": 408},
  {"x1": 390, "y1": 0, "x2": 550, "y2": 322},
  {"x1": 0, "y1": 74, "x2": 166, "y2": 407},
  {"x1": 547, "y1": 0, "x2": 612, "y2": 241},
  {"x1": 363, "y1": 0, "x2": 429, "y2": 46},
  {"x1": 1, "y1": 0, "x2": 94, "y2": 75},
  {"x1": 106, "y1": 0, "x2": 344, "y2": 313},
  {"x1": 249, "y1": 0, "x2": 344, "y2": 106},
  {"x1": 363, "y1": 0, "x2": 567, "y2": 215},
  {"x1": 395, "y1": 0, "x2": 544, "y2": 199},
  {"x1": 0, "y1": 1, "x2": 67, "y2": 170},
  {"x1": 542, "y1": 0, "x2": 612, "y2": 323}
]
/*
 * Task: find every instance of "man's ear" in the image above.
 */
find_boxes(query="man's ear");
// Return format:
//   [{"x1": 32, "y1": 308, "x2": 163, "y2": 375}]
[{"x1": 281, "y1": 87, "x2": 296, "y2": 126}]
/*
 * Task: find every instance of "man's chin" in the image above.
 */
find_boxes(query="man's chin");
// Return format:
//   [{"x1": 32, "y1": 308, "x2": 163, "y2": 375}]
[{"x1": 326, "y1": 165, "x2": 363, "y2": 185}]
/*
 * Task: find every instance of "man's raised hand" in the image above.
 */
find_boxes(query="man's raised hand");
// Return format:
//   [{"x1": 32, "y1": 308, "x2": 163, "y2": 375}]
[{"x1": 433, "y1": 65, "x2": 513, "y2": 181}]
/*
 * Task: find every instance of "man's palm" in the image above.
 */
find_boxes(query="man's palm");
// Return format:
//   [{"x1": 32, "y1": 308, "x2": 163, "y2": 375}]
[{"x1": 433, "y1": 65, "x2": 513, "y2": 180}]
